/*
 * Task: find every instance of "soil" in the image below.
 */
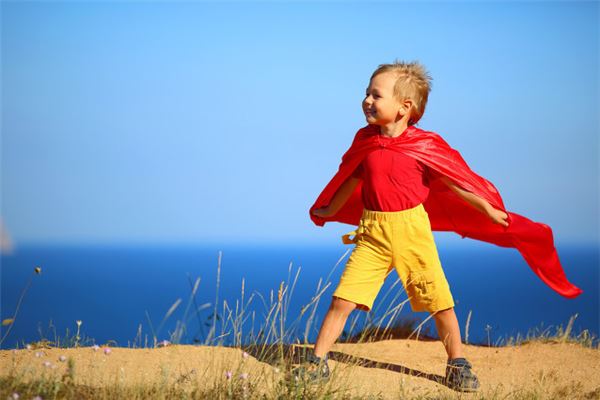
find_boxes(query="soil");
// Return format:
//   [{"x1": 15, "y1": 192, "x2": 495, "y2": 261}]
[{"x1": 2, "y1": 339, "x2": 599, "y2": 399}]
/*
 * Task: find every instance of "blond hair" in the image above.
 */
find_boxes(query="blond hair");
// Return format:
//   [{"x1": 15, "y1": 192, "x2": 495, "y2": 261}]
[{"x1": 370, "y1": 60, "x2": 432, "y2": 126}]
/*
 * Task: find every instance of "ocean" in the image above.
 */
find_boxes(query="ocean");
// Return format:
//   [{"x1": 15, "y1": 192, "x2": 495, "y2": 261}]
[{"x1": 1, "y1": 243, "x2": 598, "y2": 349}]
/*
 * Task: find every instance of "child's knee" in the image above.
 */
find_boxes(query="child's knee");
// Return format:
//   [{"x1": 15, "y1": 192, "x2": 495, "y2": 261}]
[{"x1": 330, "y1": 296, "x2": 358, "y2": 314}]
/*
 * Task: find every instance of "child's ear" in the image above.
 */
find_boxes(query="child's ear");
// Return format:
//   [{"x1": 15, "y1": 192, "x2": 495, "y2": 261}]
[{"x1": 399, "y1": 99, "x2": 414, "y2": 119}]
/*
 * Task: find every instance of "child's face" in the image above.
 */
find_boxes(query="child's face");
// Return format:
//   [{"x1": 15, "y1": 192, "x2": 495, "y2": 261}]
[{"x1": 362, "y1": 72, "x2": 405, "y2": 127}]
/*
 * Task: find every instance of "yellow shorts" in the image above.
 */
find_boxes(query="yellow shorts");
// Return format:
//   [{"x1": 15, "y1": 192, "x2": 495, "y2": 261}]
[{"x1": 332, "y1": 203, "x2": 455, "y2": 313}]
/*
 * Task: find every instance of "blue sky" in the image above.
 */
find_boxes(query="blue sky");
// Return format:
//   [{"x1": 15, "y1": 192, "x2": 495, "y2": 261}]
[{"x1": 2, "y1": 1, "x2": 598, "y2": 247}]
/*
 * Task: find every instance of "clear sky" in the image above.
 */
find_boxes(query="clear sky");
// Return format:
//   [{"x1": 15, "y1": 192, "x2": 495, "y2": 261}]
[{"x1": 2, "y1": 1, "x2": 598, "y2": 247}]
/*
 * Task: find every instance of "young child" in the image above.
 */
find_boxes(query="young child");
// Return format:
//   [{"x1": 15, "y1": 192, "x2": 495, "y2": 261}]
[{"x1": 302, "y1": 61, "x2": 582, "y2": 391}]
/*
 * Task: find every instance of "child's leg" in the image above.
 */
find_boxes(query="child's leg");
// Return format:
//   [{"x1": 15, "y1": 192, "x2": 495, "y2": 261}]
[
  {"x1": 431, "y1": 307, "x2": 463, "y2": 360},
  {"x1": 312, "y1": 296, "x2": 357, "y2": 358}
]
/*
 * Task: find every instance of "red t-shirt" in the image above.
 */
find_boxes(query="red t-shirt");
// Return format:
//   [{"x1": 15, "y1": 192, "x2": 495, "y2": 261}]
[{"x1": 351, "y1": 135, "x2": 439, "y2": 212}]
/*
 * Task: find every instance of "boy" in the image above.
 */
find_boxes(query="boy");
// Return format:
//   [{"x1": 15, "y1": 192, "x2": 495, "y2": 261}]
[{"x1": 301, "y1": 61, "x2": 582, "y2": 392}]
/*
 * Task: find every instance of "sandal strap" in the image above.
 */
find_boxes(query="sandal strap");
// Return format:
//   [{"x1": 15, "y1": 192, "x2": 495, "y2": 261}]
[
  {"x1": 301, "y1": 349, "x2": 329, "y2": 365},
  {"x1": 448, "y1": 358, "x2": 472, "y2": 368}
]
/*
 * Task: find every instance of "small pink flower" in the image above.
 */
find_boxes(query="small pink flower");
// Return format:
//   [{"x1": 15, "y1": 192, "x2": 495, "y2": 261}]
[
  {"x1": 242, "y1": 351, "x2": 249, "y2": 359},
  {"x1": 225, "y1": 370, "x2": 232, "y2": 380},
  {"x1": 103, "y1": 347, "x2": 111, "y2": 355},
  {"x1": 239, "y1": 372, "x2": 248, "y2": 380},
  {"x1": 10, "y1": 392, "x2": 19, "y2": 399},
  {"x1": 42, "y1": 361, "x2": 52, "y2": 368},
  {"x1": 58, "y1": 355, "x2": 67, "y2": 362},
  {"x1": 92, "y1": 344, "x2": 100, "y2": 351},
  {"x1": 35, "y1": 351, "x2": 42, "y2": 358}
]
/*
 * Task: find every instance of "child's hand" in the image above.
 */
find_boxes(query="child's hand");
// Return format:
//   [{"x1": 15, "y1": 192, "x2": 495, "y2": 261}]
[
  {"x1": 312, "y1": 207, "x2": 334, "y2": 218},
  {"x1": 488, "y1": 208, "x2": 509, "y2": 227}
]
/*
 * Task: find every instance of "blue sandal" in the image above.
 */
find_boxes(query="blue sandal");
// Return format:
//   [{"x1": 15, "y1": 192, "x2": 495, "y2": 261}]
[
  {"x1": 445, "y1": 357, "x2": 480, "y2": 392},
  {"x1": 292, "y1": 350, "x2": 331, "y2": 384}
]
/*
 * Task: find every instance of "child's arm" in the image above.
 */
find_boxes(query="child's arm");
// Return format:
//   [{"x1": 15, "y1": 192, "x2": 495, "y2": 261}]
[
  {"x1": 312, "y1": 177, "x2": 361, "y2": 218},
  {"x1": 440, "y1": 176, "x2": 510, "y2": 227}
]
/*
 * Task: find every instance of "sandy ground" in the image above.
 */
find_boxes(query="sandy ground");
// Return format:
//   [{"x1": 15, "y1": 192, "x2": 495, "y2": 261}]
[{"x1": 2, "y1": 339, "x2": 599, "y2": 399}]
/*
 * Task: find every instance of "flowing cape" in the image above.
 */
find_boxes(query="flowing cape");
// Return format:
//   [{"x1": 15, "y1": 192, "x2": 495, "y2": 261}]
[{"x1": 309, "y1": 124, "x2": 583, "y2": 299}]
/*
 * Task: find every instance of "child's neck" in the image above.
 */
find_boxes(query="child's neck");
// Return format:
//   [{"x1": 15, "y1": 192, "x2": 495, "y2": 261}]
[{"x1": 379, "y1": 120, "x2": 409, "y2": 138}]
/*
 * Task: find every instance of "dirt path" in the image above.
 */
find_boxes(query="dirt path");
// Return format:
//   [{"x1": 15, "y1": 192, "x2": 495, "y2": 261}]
[{"x1": 2, "y1": 339, "x2": 599, "y2": 399}]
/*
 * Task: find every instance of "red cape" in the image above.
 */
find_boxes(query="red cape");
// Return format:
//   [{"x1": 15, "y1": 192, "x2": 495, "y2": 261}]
[{"x1": 309, "y1": 124, "x2": 583, "y2": 299}]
